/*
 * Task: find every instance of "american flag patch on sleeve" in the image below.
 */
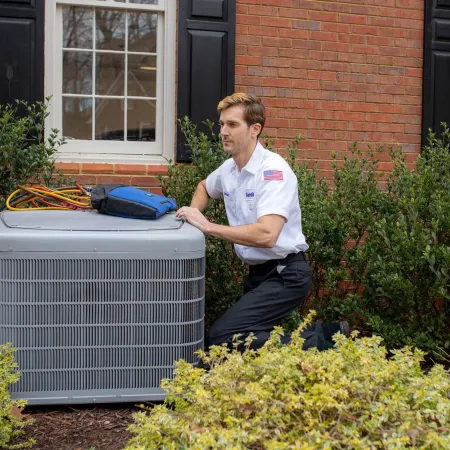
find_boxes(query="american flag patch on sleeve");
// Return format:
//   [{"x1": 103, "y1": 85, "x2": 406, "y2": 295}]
[{"x1": 263, "y1": 169, "x2": 284, "y2": 181}]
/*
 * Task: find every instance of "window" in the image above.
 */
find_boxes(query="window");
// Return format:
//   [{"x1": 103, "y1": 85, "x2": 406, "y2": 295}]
[{"x1": 45, "y1": 0, "x2": 176, "y2": 163}]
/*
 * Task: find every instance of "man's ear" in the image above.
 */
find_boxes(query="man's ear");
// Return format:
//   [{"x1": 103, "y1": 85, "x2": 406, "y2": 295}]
[{"x1": 251, "y1": 123, "x2": 262, "y2": 138}]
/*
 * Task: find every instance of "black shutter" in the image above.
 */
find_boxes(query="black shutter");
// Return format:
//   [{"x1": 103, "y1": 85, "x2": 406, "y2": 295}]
[
  {"x1": 423, "y1": 0, "x2": 450, "y2": 141},
  {"x1": 0, "y1": 0, "x2": 44, "y2": 106},
  {"x1": 177, "y1": 0, "x2": 236, "y2": 161}
]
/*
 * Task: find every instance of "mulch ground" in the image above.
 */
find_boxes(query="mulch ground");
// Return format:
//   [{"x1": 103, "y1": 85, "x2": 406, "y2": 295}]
[{"x1": 12, "y1": 403, "x2": 151, "y2": 450}]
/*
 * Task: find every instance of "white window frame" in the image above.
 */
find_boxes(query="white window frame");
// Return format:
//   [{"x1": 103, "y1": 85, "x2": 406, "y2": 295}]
[{"x1": 45, "y1": 0, "x2": 176, "y2": 164}]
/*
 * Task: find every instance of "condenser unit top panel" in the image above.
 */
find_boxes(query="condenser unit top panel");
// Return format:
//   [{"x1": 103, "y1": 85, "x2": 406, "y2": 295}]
[
  {"x1": 1, "y1": 210, "x2": 182, "y2": 231},
  {"x1": 0, "y1": 210, "x2": 205, "y2": 254}
]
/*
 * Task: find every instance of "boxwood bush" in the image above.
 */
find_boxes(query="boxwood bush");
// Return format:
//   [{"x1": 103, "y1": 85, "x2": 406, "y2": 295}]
[
  {"x1": 126, "y1": 315, "x2": 450, "y2": 449},
  {"x1": 0, "y1": 344, "x2": 33, "y2": 449}
]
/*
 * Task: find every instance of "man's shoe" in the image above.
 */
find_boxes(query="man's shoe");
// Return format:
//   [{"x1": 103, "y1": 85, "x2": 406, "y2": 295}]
[
  {"x1": 339, "y1": 321, "x2": 350, "y2": 338},
  {"x1": 320, "y1": 321, "x2": 350, "y2": 342}
]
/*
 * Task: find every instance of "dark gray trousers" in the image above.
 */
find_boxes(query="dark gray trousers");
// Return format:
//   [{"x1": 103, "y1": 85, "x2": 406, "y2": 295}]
[{"x1": 206, "y1": 253, "x2": 333, "y2": 351}]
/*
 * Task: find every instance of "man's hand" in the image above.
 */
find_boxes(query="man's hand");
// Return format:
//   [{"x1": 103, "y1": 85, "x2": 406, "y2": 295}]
[{"x1": 176, "y1": 207, "x2": 212, "y2": 234}]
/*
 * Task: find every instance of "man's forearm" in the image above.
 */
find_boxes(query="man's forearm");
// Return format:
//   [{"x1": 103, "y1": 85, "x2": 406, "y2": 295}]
[
  {"x1": 190, "y1": 180, "x2": 210, "y2": 212},
  {"x1": 206, "y1": 222, "x2": 275, "y2": 248}
]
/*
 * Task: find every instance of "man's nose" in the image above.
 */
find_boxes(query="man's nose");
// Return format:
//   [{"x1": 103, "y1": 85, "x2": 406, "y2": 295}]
[{"x1": 220, "y1": 125, "x2": 228, "y2": 135}]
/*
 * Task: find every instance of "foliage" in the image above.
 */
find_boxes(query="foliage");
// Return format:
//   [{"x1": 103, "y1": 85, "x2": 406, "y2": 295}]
[
  {"x1": 126, "y1": 314, "x2": 450, "y2": 449},
  {"x1": 0, "y1": 98, "x2": 66, "y2": 209},
  {"x1": 160, "y1": 118, "x2": 246, "y2": 327},
  {"x1": 0, "y1": 344, "x2": 33, "y2": 449}
]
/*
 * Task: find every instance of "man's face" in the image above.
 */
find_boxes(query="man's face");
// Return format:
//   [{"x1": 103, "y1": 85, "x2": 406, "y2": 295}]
[{"x1": 219, "y1": 105, "x2": 259, "y2": 155}]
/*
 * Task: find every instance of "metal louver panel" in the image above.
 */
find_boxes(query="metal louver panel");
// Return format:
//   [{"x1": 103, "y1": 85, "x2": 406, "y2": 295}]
[{"x1": 0, "y1": 257, "x2": 205, "y2": 404}]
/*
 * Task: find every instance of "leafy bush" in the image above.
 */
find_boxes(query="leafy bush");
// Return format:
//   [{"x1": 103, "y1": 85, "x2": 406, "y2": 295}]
[
  {"x1": 160, "y1": 118, "x2": 246, "y2": 327},
  {"x1": 0, "y1": 98, "x2": 66, "y2": 209},
  {"x1": 126, "y1": 316, "x2": 450, "y2": 449},
  {"x1": 0, "y1": 344, "x2": 33, "y2": 449}
]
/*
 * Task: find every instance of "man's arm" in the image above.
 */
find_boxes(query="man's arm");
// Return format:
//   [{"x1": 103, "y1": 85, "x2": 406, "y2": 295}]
[
  {"x1": 175, "y1": 206, "x2": 286, "y2": 248},
  {"x1": 207, "y1": 214, "x2": 286, "y2": 248},
  {"x1": 189, "y1": 180, "x2": 210, "y2": 213}
]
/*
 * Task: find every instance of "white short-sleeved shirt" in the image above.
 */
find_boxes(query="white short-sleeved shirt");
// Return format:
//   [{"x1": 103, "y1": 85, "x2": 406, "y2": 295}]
[{"x1": 205, "y1": 142, "x2": 308, "y2": 264}]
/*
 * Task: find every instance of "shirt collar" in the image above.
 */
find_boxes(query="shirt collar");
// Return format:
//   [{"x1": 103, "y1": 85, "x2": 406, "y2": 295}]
[{"x1": 242, "y1": 142, "x2": 265, "y2": 175}]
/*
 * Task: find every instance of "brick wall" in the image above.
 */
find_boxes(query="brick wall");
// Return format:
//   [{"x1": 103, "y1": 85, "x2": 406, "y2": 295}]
[
  {"x1": 55, "y1": 163, "x2": 166, "y2": 195},
  {"x1": 235, "y1": 0, "x2": 424, "y2": 176}
]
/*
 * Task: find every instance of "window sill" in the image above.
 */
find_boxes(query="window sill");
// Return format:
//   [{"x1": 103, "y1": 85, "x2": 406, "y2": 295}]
[{"x1": 56, "y1": 152, "x2": 171, "y2": 165}]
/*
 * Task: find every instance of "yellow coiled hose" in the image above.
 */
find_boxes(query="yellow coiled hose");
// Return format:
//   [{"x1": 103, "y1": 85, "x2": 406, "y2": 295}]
[{"x1": 5, "y1": 185, "x2": 91, "y2": 211}]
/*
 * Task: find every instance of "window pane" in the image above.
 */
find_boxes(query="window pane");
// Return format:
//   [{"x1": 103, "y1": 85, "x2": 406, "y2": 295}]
[
  {"x1": 96, "y1": 9, "x2": 125, "y2": 51},
  {"x1": 128, "y1": 12, "x2": 157, "y2": 53},
  {"x1": 63, "y1": 51, "x2": 92, "y2": 95},
  {"x1": 128, "y1": 55, "x2": 156, "y2": 97},
  {"x1": 95, "y1": 99, "x2": 125, "y2": 140},
  {"x1": 63, "y1": 6, "x2": 93, "y2": 49},
  {"x1": 127, "y1": 99, "x2": 156, "y2": 141},
  {"x1": 96, "y1": 53, "x2": 125, "y2": 96},
  {"x1": 63, "y1": 97, "x2": 92, "y2": 140}
]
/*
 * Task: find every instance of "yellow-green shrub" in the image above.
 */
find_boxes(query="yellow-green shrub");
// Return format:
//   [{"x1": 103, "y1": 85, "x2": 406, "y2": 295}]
[
  {"x1": 0, "y1": 344, "x2": 33, "y2": 449},
  {"x1": 126, "y1": 316, "x2": 450, "y2": 450}
]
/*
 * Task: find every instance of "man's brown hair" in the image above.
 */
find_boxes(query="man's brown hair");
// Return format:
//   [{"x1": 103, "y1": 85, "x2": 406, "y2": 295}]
[{"x1": 217, "y1": 93, "x2": 266, "y2": 137}]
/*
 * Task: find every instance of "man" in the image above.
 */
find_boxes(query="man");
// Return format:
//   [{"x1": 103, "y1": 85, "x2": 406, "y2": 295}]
[{"x1": 176, "y1": 93, "x2": 347, "y2": 350}]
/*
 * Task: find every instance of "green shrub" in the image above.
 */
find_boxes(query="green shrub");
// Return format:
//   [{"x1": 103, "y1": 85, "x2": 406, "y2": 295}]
[
  {"x1": 126, "y1": 315, "x2": 450, "y2": 449},
  {"x1": 0, "y1": 344, "x2": 33, "y2": 449},
  {"x1": 0, "y1": 98, "x2": 66, "y2": 209},
  {"x1": 160, "y1": 118, "x2": 246, "y2": 327},
  {"x1": 358, "y1": 128, "x2": 450, "y2": 354}
]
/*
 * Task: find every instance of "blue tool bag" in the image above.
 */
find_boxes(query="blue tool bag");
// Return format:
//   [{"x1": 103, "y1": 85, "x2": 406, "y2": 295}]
[{"x1": 91, "y1": 185, "x2": 177, "y2": 219}]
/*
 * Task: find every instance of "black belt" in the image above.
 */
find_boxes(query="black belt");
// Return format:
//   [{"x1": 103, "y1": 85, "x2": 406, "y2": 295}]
[{"x1": 248, "y1": 252, "x2": 306, "y2": 276}]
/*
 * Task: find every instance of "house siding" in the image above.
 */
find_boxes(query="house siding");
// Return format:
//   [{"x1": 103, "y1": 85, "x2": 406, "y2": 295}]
[{"x1": 57, "y1": 0, "x2": 424, "y2": 184}]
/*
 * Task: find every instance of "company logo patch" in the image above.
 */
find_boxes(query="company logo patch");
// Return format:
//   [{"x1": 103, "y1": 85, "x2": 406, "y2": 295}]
[
  {"x1": 245, "y1": 190, "x2": 256, "y2": 206},
  {"x1": 263, "y1": 169, "x2": 283, "y2": 181}
]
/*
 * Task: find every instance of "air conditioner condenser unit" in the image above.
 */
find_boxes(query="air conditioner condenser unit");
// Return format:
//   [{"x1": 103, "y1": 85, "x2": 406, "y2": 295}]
[{"x1": 0, "y1": 210, "x2": 205, "y2": 405}]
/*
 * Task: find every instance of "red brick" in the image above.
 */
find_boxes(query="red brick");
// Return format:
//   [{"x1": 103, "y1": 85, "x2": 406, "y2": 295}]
[
  {"x1": 308, "y1": 110, "x2": 335, "y2": 120},
  {"x1": 335, "y1": 111, "x2": 365, "y2": 121},
  {"x1": 324, "y1": 42, "x2": 352, "y2": 52},
  {"x1": 261, "y1": 17, "x2": 292, "y2": 28},
  {"x1": 379, "y1": 104, "x2": 404, "y2": 114},
  {"x1": 367, "y1": 16, "x2": 395, "y2": 27},
  {"x1": 308, "y1": 10, "x2": 338, "y2": 22},
  {"x1": 351, "y1": 25, "x2": 379, "y2": 35},
  {"x1": 279, "y1": 7, "x2": 308, "y2": 19},
  {"x1": 262, "y1": 37, "x2": 292, "y2": 47},
  {"x1": 248, "y1": 46, "x2": 279, "y2": 56},
  {"x1": 310, "y1": 31, "x2": 338, "y2": 41},
  {"x1": 366, "y1": 113, "x2": 393, "y2": 123},
  {"x1": 55, "y1": 163, "x2": 80, "y2": 174},
  {"x1": 115, "y1": 164, "x2": 147, "y2": 175},
  {"x1": 147, "y1": 165, "x2": 168, "y2": 175},
  {"x1": 262, "y1": 0, "x2": 293, "y2": 6},
  {"x1": 348, "y1": 103, "x2": 377, "y2": 113},
  {"x1": 367, "y1": 36, "x2": 394, "y2": 46},
  {"x1": 82, "y1": 163, "x2": 114, "y2": 174},
  {"x1": 339, "y1": 14, "x2": 367, "y2": 25},
  {"x1": 237, "y1": 14, "x2": 261, "y2": 26},
  {"x1": 96, "y1": 176, "x2": 131, "y2": 184},
  {"x1": 262, "y1": 77, "x2": 292, "y2": 88},
  {"x1": 72, "y1": 175, "x2": 97, "y2": 185},
  {"x1": 279, "y1": 29, "x2": 309, "y2": 39},
  {"x1": 376, "y1": 123, "x2": 404, "y2": 133},
  {"x1": 129, "y1": 176, "x2": 160, "y2": 186}
]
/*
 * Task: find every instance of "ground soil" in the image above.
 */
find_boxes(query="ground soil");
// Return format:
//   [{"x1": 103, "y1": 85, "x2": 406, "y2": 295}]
[{"x1": 11, "y1": 403, "x2": 150, "y2": 450}]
